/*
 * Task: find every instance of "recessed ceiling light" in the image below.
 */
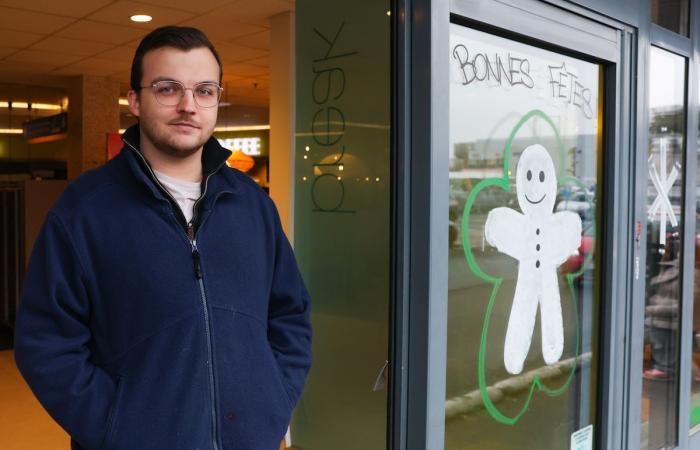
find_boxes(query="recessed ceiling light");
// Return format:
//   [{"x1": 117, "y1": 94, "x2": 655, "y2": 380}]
[{"x1": 130, "y1": 14, "x2": 152, "y2": 23}]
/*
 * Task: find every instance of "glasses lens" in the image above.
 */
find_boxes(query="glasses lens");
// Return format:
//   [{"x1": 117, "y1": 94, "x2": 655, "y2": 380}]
[
  {"x1": 154, "y1": 81, "x2": 184, "y2": 106},
  {"x1": 152, "y1": 81, "x2": 221, "y2": 107},
  {"x1": 194, "y1": 83, "x2": 221, "y2": 108}
]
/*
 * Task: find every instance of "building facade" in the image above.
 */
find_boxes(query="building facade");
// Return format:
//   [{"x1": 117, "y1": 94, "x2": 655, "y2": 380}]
[{"x1": 290, "y1": 1, "x2": 700, "y2": 449}]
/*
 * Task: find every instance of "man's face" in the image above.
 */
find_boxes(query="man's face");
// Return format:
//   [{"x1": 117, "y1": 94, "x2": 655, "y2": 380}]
[{"x1": 127, "y1": 47, "x2": 220, "y2": 158}]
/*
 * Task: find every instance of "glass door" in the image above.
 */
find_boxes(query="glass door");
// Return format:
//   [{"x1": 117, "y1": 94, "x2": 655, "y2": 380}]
[
  {"x1": 443, "y1": 6, "x2": 619, "y2": 448},
  {"x1": 691, "y1": 73, "x2": 700, "y2": 439},
  {"x1": 639, "y1": 46, "x2": 688, "y2": 450}
]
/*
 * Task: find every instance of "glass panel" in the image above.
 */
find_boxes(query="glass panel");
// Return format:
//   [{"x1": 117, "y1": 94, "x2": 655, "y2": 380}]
[
  {"x1": 446, "y1": 24, "x2": 603, "y2": 449},
  {"x1": 690, "y1": 65, "x2": 700, "y2": 434},
  {"x1": 641, "y1": 46, "x2": 686, "y2": 450},
  {"x1": 651, "y1": 0, "x2": 690, "y2": 37},
  {"x1": 290, "y1": 1, "x2": 390, "y2": 449}
]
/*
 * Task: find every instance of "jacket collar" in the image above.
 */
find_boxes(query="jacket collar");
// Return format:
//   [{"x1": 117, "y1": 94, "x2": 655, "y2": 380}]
[{"x1": 120, "y1": 123, "x2": 238, "y2": 199}]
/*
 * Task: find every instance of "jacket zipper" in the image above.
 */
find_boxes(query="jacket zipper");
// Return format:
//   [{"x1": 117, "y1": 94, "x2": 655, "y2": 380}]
[
  {"x1": 123, "y1": 139, "x2": 222, "y2": 450},
  {"x1": 122, "y1": 139, "x2": 189, "y2": 227},
  {"x1": 190, "y1": 232, "x2": 219, "y2": 450}
]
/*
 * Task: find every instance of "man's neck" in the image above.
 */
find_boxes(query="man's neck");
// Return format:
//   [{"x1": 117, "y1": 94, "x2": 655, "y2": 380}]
[{"x1": 139, "y1": 136, "x2": 203, "y2": 183}]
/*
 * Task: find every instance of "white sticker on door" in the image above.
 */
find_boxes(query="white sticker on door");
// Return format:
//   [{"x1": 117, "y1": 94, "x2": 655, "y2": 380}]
[{"x1": 570, "y1": 424, "x2": 593, "y2": 450}]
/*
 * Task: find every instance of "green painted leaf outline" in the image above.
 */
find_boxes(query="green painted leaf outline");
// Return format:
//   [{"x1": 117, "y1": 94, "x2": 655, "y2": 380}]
[{"x1": 460, "y1": 109, "x2": 596, "y2": 425}]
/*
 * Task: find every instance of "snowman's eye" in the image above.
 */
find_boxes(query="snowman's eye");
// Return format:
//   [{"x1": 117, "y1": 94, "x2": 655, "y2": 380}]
[
  {"x1": 526, "y1": 170, "x2": 532, "y2": 181},
  {"x1": 539, "y1": 171, "x2": 545, "y2": 182}
]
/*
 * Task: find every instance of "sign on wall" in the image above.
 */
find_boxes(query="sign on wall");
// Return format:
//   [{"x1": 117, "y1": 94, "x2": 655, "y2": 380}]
[{"x1": 23, "y1": 112, "x2": 67, "y2": 144}]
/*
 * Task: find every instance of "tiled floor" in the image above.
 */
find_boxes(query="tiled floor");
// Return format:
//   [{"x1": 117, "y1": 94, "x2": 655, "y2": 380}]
[{"x1": 0, "y1": 350, "x2": 70, "y2": 449}]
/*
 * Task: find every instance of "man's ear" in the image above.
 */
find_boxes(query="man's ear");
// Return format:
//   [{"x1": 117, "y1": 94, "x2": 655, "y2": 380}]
[{"x1": 127, "y1": 90, "x2": 140, "y2": 118}]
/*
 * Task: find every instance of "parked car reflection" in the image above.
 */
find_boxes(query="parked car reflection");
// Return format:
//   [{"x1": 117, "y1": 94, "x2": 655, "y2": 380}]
[
  {"x1": 555, "y1": 189, "x2": 594, "y2": 222},
  {"x1": 560, "y1": 222, "x2": 595, "y2": 276}
]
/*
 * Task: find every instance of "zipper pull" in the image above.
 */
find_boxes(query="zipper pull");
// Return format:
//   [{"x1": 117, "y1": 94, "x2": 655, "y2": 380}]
[
  {"x1": 192, "y1": 246, "x2": 203, "y2": 279},
  {"x1": 187, "y1": 222, "x2": 195, "y2": 241}
]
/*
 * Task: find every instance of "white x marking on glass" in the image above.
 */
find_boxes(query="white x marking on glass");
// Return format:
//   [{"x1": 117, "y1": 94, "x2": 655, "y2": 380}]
[{"x1": 647, "y1": 138, "x2": 681, "y2": 248}]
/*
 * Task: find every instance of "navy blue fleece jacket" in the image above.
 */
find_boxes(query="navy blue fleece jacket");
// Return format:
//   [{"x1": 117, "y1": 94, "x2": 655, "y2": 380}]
[{"x1": 14, "y1": 125, "x2": 312, "y2": 450}]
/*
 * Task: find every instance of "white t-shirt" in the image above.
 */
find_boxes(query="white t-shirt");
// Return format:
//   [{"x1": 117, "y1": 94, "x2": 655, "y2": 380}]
[{"x1": 153, "y1": 170, "x2": 202, "y2": 224}]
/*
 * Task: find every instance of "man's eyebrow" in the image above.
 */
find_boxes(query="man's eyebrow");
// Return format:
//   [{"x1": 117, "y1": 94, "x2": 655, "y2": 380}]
[
  {"x1": 149, "y1": 76, "x2": 178, "y2": 84},
  {"x1": 148, "y1": 76, "x2": 220, "y2": 85}
]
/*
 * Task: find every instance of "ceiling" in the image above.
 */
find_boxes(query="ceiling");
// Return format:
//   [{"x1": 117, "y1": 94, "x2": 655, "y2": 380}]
[{"x1": 0, "y1": 0, "x2": 293, "y2": 109}]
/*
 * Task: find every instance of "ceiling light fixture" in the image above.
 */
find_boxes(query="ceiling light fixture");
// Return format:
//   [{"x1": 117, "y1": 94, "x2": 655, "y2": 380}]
[
  {"x1": 0, "y1": 101, "x2": 61, "y2": 110},
  {"x1": 31, "y1": 103, "x2": 62, "y2": 110},
  {"x1": 118, "y1": 98, "x2": 129, "y2": 106},
  {"x1": 130, "y1": 14, "x2": 152, "y2": 22}
]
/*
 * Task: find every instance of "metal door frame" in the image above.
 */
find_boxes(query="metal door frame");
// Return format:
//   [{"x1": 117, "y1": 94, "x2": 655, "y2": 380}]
[
  {"x1": 629, "y1": 2, "x2": 700, "y2": 450},
  {"x1": 391, "y1": 1, "x2": 635, "y2": 449}
]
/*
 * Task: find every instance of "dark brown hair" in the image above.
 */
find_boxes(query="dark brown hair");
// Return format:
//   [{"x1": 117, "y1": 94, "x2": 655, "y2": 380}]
[{"x1": 130, "y1": 26, "x2": 222, "y2": 91}]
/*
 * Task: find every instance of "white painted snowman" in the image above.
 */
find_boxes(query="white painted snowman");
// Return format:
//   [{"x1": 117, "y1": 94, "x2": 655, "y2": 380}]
[{"x1": 485, "y1": 144, "x2": 582, "y2": 375}]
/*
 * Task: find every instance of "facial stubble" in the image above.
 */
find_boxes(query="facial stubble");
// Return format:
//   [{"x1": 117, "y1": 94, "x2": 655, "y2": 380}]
[{"x1": 140, "y1": 117, "x2": 214, "y2": 159}]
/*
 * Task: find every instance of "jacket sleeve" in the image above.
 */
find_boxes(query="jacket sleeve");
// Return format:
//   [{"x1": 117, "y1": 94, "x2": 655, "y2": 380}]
[
  {"x1": 14, "y1": 212, "x2": 117, "y2": 449},
  {"x1": 267, "y1": 210, "x2": 312, "y2": 408}
]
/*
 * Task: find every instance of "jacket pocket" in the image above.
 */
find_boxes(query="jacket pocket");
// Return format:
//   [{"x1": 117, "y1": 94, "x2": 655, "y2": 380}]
[
  {"x1": 268, "y1": 348, "x2": 293, "y2": 411},
  {"x1": 97, "y1": 315, "x2": 212, "y2": 450},
  {"x1": 212, "y1": 309, "x2": 294, "y2": 450},
  {"x1": 101, "y1": 376, "x2": 124, "y2": 450}
]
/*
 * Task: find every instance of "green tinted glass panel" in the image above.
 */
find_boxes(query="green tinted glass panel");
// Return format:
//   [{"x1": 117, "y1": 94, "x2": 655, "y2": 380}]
[
  {"x1": 446, "y1": 23, "x2": 603, "y2": 450},
  {"x1": 291, "y1": 1, "x2": 390, "y2": 449}
]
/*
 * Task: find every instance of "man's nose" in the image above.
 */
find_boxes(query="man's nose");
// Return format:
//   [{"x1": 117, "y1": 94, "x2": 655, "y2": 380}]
[{"x1": 177, "y1": 88, "x2": 197, "y2": 113}]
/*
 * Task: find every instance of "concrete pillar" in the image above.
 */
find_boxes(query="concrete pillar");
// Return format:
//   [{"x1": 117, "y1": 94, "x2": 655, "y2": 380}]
[
  {"x1": 269, "y1": 11, "x2": 295, "y2": 240},
  {"x1": 67, "y1": 75, "x2": 120, "y2": 180}
]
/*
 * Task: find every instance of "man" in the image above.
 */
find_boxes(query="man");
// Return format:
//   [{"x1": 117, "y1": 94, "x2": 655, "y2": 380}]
[{"x1": 14, "y1": 26, "x2": 312, "y2": 450}]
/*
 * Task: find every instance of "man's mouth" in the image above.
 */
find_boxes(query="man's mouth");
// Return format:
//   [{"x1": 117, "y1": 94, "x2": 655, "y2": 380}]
[
  {"x1": 170, "y1": 122, "x2": 200, "y2": 129},
  {"x1": 525, "y1": 193, "x2": 546, "y2": 204}
]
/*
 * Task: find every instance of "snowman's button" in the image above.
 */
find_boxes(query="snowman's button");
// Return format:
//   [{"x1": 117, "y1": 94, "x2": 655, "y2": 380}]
[
  {"x1": 536, "y1": 244, "x2": 541, "y2": 251},
  {"x1": 536, "y1": 228, "x2": 540, "y2": 235},
  {"x1": 536, "y1": 260, "x2": 540, "y2": 268}
]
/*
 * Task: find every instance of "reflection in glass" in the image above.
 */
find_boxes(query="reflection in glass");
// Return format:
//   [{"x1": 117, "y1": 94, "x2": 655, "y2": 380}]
[
  {"x1": 651, "y1": 0, "x2": 689, "y2": 37},
  {"x1": 690, "y1": 72, "x2": 700, "y2": 433},
  {"x1": 641, "y1": 46, "x2": 686, "y2": 450},
  {"x1": 445, "y1": 24, "x2": 602, "y2": 449}
]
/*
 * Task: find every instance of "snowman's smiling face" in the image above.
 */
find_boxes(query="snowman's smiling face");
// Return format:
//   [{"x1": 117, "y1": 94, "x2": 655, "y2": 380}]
[{"x1": 515, "y1": 144, "x2": 557, "y2": 216}]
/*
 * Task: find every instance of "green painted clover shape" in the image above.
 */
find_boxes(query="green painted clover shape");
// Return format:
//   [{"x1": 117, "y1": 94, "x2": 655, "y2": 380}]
[{"x1": 460, "y1": 109, "x2": 595, "y2": 425}]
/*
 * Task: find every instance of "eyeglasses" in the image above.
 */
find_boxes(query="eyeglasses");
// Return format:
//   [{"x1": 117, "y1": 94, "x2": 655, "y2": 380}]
[{"x1": 140, "y1": 80, "x2": 223, "y2": 108}]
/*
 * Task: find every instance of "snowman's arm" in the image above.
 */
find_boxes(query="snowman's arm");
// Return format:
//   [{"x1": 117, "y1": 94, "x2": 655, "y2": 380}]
[
  {"x1": 485, "y1": 207, "x2": 526, "y2": 260},
  {"x1": 550, "y1": 211, "x2": 583, "y2": 265}
]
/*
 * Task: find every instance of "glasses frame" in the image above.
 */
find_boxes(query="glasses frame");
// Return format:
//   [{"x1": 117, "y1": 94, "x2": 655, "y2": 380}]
[{"x1": 139, "y1": 80, "x2": 224, "y2": 108}]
